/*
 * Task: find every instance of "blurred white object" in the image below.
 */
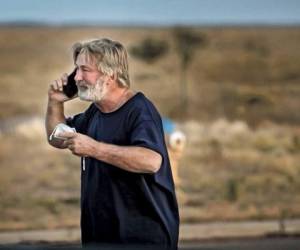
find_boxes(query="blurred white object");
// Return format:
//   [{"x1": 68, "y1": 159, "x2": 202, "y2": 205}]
[
  {"x1": 169, "y1": 130, "x2": 186, "y2": 151},
  {"x1": 49, "y1": 123, "x2": 76, "y2": 141}
]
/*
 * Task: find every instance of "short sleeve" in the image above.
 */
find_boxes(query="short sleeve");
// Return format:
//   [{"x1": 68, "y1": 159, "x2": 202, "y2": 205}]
[
  {"x1": 129, "y1": 117, "x2": 176, "y2": 193},
  {"x1": 129, "y1": 119, "x2": 165, "y2": 156}
]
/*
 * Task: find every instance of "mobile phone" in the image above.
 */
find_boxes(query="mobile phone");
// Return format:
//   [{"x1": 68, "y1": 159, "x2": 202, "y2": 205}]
[{"x1": 63, "y1": 69, "x2": 78, "y2": 98}]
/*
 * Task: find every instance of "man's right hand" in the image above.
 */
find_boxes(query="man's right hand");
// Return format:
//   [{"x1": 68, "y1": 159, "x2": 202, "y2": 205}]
[{"x1": 48, "y1": 73, "x2": 74, "y2": 103}]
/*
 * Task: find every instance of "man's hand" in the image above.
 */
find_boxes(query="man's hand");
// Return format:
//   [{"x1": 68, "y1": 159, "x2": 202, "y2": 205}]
[
  {"x1": 48, "y1": 73, "x2": 76, "y2": 103},
  {"x1": 60, "y1": 132, "x2": 97, "y2": 157}
]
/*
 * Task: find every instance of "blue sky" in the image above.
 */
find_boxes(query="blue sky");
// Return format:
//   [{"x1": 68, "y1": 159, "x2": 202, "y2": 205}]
[{"x1": 0, "y1": 0, "x2": 299, "y2": 26}]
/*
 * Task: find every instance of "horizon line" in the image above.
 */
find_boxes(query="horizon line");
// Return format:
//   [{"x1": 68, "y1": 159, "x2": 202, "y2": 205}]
[{"x1": 1, "y1": 20, "x2": 300, "y2": 28}]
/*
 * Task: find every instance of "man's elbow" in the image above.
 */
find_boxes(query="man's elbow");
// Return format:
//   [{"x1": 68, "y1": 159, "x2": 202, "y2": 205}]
[{"x1": 149, "y1": 153, "x2": 162, "y2": 174}]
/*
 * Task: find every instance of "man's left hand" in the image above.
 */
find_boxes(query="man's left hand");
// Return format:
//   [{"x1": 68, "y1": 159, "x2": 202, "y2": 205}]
[{"x1": 59, "y1": 132, "x2": 96, "y2": 157}]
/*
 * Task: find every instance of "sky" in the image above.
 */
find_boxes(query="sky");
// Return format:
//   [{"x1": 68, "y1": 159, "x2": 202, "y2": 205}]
[{"x1": 0, "y1": 0, "x2": 299, "y2": 26}]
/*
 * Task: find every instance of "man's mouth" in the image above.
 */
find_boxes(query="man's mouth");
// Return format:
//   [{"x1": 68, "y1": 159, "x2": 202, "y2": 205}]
[
  {"x1": 76, "y1": 82, "x2": 88, "y2": 90},
  {"x1": 78, "y1": 85, "x2": 88, "y2": 89}
]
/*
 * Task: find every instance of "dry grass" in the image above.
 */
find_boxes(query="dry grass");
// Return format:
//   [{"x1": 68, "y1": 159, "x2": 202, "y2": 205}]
[
  {"x1": 0, "y1": 131, "x2": 81, "y2": 230},
  {"x1": 0, "y1": 26, "x2": 300, "y2": 230},
  {"x1": 178, "y1": 119, "x2": 300, "y2": 222}
]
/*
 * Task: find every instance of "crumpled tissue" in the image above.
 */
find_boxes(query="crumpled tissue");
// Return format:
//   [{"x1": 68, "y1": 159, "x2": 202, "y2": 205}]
[{"x1": 49, "y1": 123, "x2": 76, "y2": 141}]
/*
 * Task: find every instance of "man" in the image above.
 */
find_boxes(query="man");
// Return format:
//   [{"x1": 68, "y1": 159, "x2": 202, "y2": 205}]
[{"x1": 45, "y1": 38, "x2": 179, "y2": 249}]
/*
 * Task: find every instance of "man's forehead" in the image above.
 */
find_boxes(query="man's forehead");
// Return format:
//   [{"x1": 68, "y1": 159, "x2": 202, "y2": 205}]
[{"x1": 75, "y1": 52, "x2": 97, "y2": 67}]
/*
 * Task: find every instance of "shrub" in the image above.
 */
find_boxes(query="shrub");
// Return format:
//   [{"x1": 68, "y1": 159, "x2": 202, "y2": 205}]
[
  {"x1": 129, "y1": 38, "x2": 169, "y2": 63},
  {"x1": 226, "y1": 178, "x2": 239, "y2": 202}
]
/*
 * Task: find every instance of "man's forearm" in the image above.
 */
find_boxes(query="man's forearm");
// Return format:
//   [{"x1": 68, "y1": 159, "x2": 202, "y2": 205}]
[
  {"x1": 89, "y1": 141, "x2": 162, "y2": 174},
  {"x1": 45, "y1": 100, "x2": 66, "y2": 147}
]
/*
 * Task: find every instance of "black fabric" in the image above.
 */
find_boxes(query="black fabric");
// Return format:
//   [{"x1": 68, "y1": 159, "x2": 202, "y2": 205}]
[{"x1": 66, "y1": 92, "x2": 179, "y2": 249}]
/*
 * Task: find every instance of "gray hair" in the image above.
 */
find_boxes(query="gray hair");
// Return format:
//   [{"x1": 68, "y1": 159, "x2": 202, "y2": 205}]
[{"x1": 72, "y1": 38, "x2": 130, "y2": 88}]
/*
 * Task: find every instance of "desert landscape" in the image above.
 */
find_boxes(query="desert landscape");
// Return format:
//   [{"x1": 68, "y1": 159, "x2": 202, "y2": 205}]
[{"x1": 0, "y1": 25, "x2": 300, "y2": 232}]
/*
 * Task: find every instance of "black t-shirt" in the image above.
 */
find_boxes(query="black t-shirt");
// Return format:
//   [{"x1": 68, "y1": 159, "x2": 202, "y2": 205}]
[{"x1": 67, "y1": 92, "x2": 179, "y2": 249}]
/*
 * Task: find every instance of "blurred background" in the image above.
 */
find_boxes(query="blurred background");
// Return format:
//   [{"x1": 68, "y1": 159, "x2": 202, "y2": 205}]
[{"x1": 0, "y1": 0, "x2": 300, "y2": 247}]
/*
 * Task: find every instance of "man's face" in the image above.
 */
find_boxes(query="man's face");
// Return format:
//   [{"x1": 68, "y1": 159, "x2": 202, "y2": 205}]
[{"x1": 74, "y1": 53, "x2": 109, "y2": 102}]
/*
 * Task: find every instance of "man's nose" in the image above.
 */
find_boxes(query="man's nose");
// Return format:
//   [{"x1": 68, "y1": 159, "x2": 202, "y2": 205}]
[{"x1": 74, "y1": 69, "x2": 82, "y2": 81}]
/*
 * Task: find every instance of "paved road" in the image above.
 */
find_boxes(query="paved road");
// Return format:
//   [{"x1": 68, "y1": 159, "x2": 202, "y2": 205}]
[
  {"x1": 0, "y1": 237, "x2": 300, "y2": 250},
  {"x1": 0, "y1": 219, "x2": 299, "y2": 249},
  {"x1": 1, "y1": 219, "x2": 300, "y2": 244},
  {"x1": 180, "y1": 237, "x2": 300, "y2": 250}
]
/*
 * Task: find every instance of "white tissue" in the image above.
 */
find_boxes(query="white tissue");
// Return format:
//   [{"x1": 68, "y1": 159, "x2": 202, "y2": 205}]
[{"x1": 49, "y1": 123, "x2": 76, "y2": 141}]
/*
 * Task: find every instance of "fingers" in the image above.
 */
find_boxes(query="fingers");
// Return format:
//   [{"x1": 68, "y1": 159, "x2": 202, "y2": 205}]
[
  {"x1": 62, "y1": 140, "x2": 69, "y2": 148},
  {"x1": 58, "y1": 131, "x2": 77, "y2": 139},
  {"x1": 62, "y1": 136, "x2": 75, "y2": 152},
  {"x1": 62, "y1": 137, "x2": 74, "y2": 147},
  {"x1": 50, "y1": 73, "x2": 68, "y2": 92},
  {"x1": 67, "y1": 144, "x2": 75, "y2": 151},
  {"x1": 62, "y1": 73, "x2": 68, "y2": 85},
  {"x1": 65, "y1": 139, "x2": 80, "y2": 156},
  {"x1": 63, "y1": 133, "x2": 89, "y2": 157}
]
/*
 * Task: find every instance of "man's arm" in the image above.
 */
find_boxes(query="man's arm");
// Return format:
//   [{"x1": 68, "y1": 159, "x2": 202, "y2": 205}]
[
  {"x1": 45, "y1": 100, "x2": 67, "y2": 148},
  {"x1": 92, "y1": 143, "x2": 162, "y2": 174},
  {"x1": 45, "y1": 73, "x2": 71, "y2": 149},
  {"x1": 61, "y1": 132, "x2": 162, "y2": 174}
]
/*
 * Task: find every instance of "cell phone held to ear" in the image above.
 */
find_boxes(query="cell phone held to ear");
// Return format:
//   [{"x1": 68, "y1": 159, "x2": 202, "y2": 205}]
[{"x1": 63, "y1": 69, "x2": 78, "y2": 98}]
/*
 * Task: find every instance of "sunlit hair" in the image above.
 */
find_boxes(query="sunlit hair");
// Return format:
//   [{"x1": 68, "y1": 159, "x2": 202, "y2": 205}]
[{"x1": 72, "y1": 38, "x2": 130, "y2": 88}]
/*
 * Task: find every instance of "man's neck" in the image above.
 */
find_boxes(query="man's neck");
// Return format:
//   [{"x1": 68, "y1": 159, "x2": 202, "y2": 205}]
[{"x1": 95, "y1": 88, "x2": 134, "y2": 113}]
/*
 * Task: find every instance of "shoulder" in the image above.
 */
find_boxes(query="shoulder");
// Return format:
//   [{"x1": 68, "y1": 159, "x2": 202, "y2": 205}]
[
  {"x1": 127, "y1": 92, "x2": 162, "y2": 123},
  {"x1": 129, "y1": 92, "x2": 160, "y2": 116}
]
